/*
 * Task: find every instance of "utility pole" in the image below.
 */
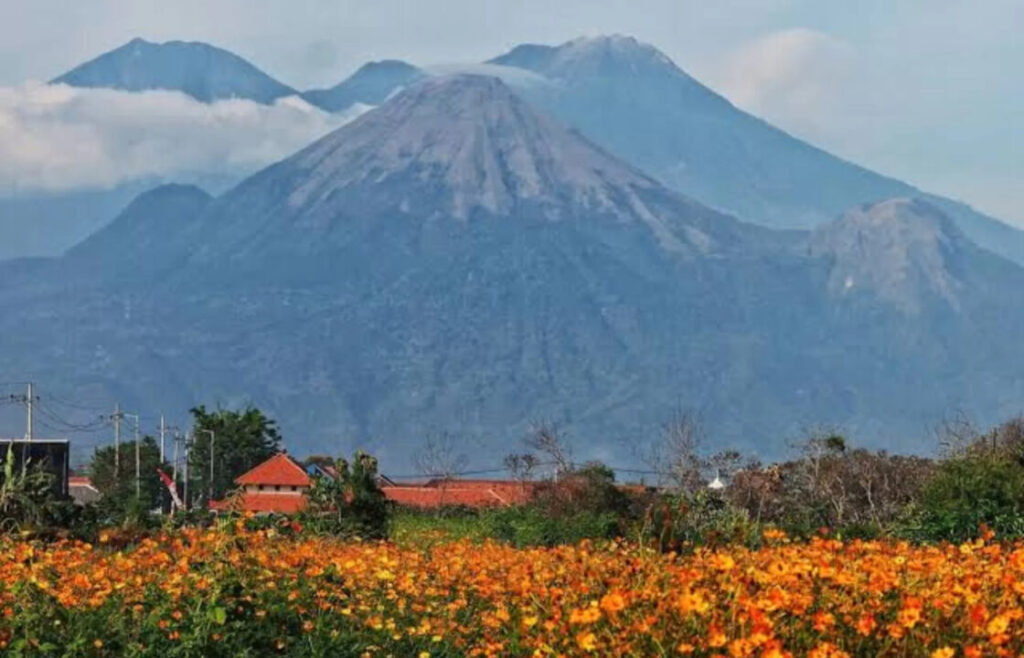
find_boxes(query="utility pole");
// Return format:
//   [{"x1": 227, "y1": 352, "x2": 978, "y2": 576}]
[
  {"x1": 201, "y1": 429, "x2": 215, "y2": 501},
  {"x1": 25, "y1": 382, "x2": 34, "y2": 441},
  {"x1": 124, "y1": 413, "x2": 141, "y2": 499},
  {"x1": 159, "y1": 415, "x2": 166, "y2": 463},
  {"x1": 112, "y1": 404, "x2": 122, "y2": 479},
  {"x1": 171, "y1": 432, "x2": 180, "y2": 485},
  {"x1": 9, "y1": 382, "x2": 37, "y2": 441},
  {"x1": 182, "y1": 432, "x2": 190, "y2": 511}
]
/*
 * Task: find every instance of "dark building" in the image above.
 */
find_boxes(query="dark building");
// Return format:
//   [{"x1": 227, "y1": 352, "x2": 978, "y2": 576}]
[{"x1": 0, "y1": 439, "x2": 70, "y2": 498}]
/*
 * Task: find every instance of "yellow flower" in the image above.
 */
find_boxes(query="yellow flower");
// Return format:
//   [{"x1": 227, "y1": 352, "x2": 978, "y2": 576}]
[
  {"x1": 576, "y1": 631, "x2": 598, "y2": 651},
  {"x1": 931, "y1": 648, "x2": 955, "y2": 658}
]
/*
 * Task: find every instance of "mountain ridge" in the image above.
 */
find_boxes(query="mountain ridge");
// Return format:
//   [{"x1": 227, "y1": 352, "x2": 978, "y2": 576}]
[
  {"x1": 488, "y1": 35, "x2": 1024, "y2": 266},
  {"x1": 52, "y1": 38, "x2": 297, "y2": 103},
  {"x1": 301, "y1": 60, "x2": 425, "y2": 112}
]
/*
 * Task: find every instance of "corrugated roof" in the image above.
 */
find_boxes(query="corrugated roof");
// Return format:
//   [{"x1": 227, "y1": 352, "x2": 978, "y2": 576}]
[{"x1": 234, "y1": 453, "x2": 310, "y2": 487}]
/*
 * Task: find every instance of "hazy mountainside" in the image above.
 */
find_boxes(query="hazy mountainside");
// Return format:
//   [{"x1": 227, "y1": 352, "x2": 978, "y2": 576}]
[
  {"x1": 3, "y1": 75, "x2": 1024, "y2": 468},
  {"x1": 488, "y1": 36, "x2": 1024, "y2": 266},
  {"x1": 302, "y1": 60, "x2": 425, "y2": 112},
  {"x1": 14, "y1": 34, "x2": 1021, "y2": 271},
  {"x1": 0, "y1": 184, "x2": 148, "y2": 259},
  {"x1": 808, "y1": 198, "x2": 1020, "y2": 313},
  {"x1": 52, "y1": 38, "x2": 296, "y2": 103},
  {"x1": 63, "y1": 184, "x2": 212, "y2": 282}
]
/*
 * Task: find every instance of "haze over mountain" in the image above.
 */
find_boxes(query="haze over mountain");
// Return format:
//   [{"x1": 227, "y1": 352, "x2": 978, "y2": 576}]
[
  {"x1": 6, "y1": 34, "x2": 1021, "y2": 270},
  {"x1": 301, "y1": 60, "x2": 425, "y2": 113},
  {"x1": 2, "y1": 74, "x2": 1024, "y2": 468},
  {"x1": 489, "y1": 36, "x2": 1024, "y2": 266},
  {"x1": 52, "y1": 38, "x2": 296, "y2": 103}
]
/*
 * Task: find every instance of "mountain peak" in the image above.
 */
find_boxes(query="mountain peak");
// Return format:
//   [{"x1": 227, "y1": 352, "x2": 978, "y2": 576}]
[
  {"x1": 357, "y1": 59, "x2": 420, "y2": 74},
  {"x1": 279, "y1": 74, "x2": 662, "y2": 220},
  {"x1": 302, "y1": 59, "x2": 425, "y2": 112},
  {"x1": 64, "y1": 183, "x2": 212, "y2": 279},
  {"x1": 490, "y1": 34, "x2": 681, "y2": 80},
  {"x1": 809, "y1": 197, "x2": 974, "y2": 312},
  {"x1": 199, "y1": 73, "x2": 749, "y2": 267},
  {"x1": 52, "y1": 38, "x2": 296, "y2": 104}
]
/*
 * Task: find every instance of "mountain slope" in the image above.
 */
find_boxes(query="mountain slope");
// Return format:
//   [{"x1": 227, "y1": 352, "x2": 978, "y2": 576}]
[
  {"x1": 64, "y1": 183, "x2": 212, "y2": 281},
  {"x1": 302, "y1": 60, "x2": 425, "y2": 112},
  {"x1": 489, "y1": 36, "x2": 1024, "y2": 265},
  {"x1": 809, "y1": 198, "x2": 1024, "y2": 314},
  {"x1": 180, "y1": 74, "x2": 763, "y2": 284},
  {"x1": 4, "y1": 75, "x2": 1024, "y2": 468},
  {"x1": 52, "y1": 38, "x2": 296, "y2": 103}
]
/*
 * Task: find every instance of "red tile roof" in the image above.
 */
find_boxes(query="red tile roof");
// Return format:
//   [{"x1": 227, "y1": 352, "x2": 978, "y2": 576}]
[
  {"x1": 382, "y1": 480, "x2": 535, "y2": 509},
  {"x1": 234, "y1": 453, "x2": 310, "y2": 487},
  {"x1": 210, "y1": 492, "x2": 307, "y2": 514}
]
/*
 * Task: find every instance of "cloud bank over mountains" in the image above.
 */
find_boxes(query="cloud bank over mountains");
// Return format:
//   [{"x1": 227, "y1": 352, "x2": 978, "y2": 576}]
[
  {"x1": 0, "y1": 82, "x2": 366, "y2": 193},
  {"x1": 713, "y1": 28, "x2": 854, "y2": 141}
]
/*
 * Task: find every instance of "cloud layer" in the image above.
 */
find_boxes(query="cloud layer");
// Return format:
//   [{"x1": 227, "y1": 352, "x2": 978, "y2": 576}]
[
  {"x1": 0, "y1": 83, "x2": 366, "y2": 194},
  {"x1": 712, "y1": 28, "x2": 854, "y2": 141}
]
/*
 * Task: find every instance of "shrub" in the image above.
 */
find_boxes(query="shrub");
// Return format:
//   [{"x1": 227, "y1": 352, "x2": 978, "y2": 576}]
[
  {"x1": 903, "y1": 452, "x2": 1024, "y2": 542},
  {"x1": 301, "y1": 451, "x2": 389, "y2": 539},
  {"x1": 638, "y1": 489, "x2": 761, "y2": 552}
]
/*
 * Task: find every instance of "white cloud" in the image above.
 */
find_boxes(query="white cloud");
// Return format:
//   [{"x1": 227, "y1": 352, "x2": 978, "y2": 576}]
[
  {"x1": 711, "y1": 28, "x2": 854, "y2": 139},
  {"x1": 0, "y1": 82, "x2": 367, "y2": 194},
  {"x1": 423, "y1": 63, "x2": 552, "y2": 90}
]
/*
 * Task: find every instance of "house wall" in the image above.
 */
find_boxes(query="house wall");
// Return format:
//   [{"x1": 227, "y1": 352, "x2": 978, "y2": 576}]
[{"x1": 243, "y1": 484, "x2": 307, "y2": 495}]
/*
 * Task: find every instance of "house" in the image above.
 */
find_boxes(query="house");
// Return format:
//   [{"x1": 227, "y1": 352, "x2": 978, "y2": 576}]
[
  {"x1": 210, "y1": 452, "x2": 311, "y2": 514},
  {"x1": 380, "y1": 479, "x2": 536, "y2": 509},
  {"x1": 210, "y1": 452, "x2": 539, "y2": 515},
  {"x1": 68, "y1": 474, "x2": 101, "y2": 505}
]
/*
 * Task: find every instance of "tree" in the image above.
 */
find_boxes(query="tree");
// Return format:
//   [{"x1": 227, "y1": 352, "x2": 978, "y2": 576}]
[
  {"x1": 187, "y1": 405, "x2": 282, "y2": 506},
  {"x1": 912, "y1": 452, "x2": 1024, "y2": 542},
  {"x1": 636, "y1": 409, "x2": 709, "y2": 492},
  {"x1": 909, "y1": 416, "x2": 1024, "y2": 541},
  {"x1": 725, "y1": 431, "x2": 933, "y2": 537},
  {"x1": 415, "y1": 431, "x2": 469, "y2": 508},
  {"x1": 504, "y1": 452, "x2": 540, "y2": 492},
  {"x1": 89, "y1": 437, "x2": 168, "y2": 511},
  {"x1": 302, "y1": 452, "x2": 389, "y2": 539},
  {"x1": 0, "y1": 443, "x2": 60, "y2": 534},
  {"x1": 524, "y1": 420, "x2": 572, "y2": 476}
]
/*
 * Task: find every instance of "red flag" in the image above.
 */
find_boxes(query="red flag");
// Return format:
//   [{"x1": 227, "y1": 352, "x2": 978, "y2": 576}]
[{"x1": 156, "y1": 467, "x2": 184, "y2": 510}]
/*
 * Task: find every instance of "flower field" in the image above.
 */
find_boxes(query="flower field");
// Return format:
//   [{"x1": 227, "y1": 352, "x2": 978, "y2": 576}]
[{"x1": 1, "y1": 525, "x2": 1023, "y2": 657}]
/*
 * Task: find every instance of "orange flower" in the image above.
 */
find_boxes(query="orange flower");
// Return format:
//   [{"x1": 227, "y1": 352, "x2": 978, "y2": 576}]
[
  {"x1": 599, "y1": 592, "x2": 627, "y2": 615},
  {"x1": 575, "y1": 631, "x2": 598, "y2": 651}
]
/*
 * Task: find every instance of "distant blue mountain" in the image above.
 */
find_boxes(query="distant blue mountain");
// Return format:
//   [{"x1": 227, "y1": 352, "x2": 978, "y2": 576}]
[
  {"x1": 489, "y1": 36, "x2": 1024, "y2": 265},
  {"x1": 52, "y1": 38, "x2": 296, "y2": 103},
  {"x1": 302, "y1": 60, "x2": 425, "y2": 112}
]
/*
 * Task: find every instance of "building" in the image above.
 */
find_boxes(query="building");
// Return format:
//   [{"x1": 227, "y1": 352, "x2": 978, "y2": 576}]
[
  {"x1": 210, "y1": 453, "x2": 311, "y2": 514},
  {"x1": 68, "y1": 474, "x2": 101, "y2": 505},
  {"x1": 380, "y1": 479, "x2": 536, "y2": 509},
  {"x1": 0, "y1": 439, "x2": 70, "y2": 498},
  {"x1": 209, "y1": 452, "x2": 538, "y2": 515}
]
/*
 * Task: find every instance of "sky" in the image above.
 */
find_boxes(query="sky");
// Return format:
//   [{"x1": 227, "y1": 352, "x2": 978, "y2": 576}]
[{"x1": 0, "y1": 0, "x2": 1020, "y2": 224}]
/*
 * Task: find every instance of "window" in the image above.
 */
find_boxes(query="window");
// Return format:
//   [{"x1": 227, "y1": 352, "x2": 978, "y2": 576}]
[{"x1": 275, "y1": 485, "x2": 281, "y2": 492}]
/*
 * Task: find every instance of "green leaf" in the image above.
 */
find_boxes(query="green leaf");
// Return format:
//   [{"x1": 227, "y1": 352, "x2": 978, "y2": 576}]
[{"x1": 211, "y1": 606, "x2": 227, "y2": 625}]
